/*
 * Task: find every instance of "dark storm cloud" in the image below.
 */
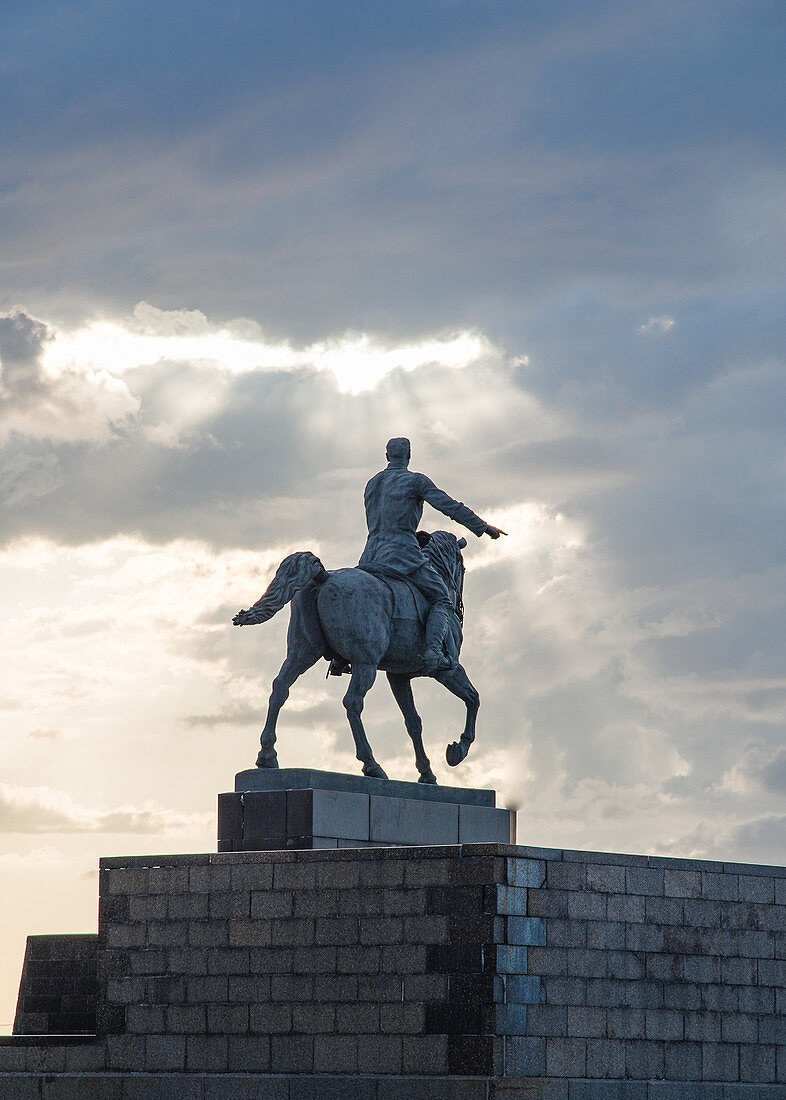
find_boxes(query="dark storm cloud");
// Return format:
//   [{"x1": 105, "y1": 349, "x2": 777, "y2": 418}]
[
  {"x1": 2, "y1": 0, "x2": 785, "y2": 359},
  {"x1": 0, "y1": 309, "x2": 51, "y2": 395}
]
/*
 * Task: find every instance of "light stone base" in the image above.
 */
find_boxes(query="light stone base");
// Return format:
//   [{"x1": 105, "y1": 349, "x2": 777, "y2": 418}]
[{"x1": 219, "y1": 768, "x2": 516, "y2": 850}]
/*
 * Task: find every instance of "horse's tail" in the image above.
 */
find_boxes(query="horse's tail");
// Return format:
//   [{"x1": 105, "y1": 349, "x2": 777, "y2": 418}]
[{"x1": 233, "y1": 552, "x2": 327, "y2": 626}]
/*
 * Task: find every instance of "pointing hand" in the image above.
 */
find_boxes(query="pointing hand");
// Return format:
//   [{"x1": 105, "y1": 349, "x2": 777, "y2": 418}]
[{"x1": 484, "y1": 524, "x2": 508, "y2": 539}]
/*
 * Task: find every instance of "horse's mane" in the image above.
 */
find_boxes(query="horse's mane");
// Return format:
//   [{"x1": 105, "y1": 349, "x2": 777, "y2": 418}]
[{"x1": 421, "y1": 530, "x2": 466, "y2": 621}]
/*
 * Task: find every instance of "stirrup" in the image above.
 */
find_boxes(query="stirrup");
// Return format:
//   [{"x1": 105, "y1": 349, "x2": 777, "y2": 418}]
[{"x1": 327, "y1": 656, "x2": 351, "y2": 677}]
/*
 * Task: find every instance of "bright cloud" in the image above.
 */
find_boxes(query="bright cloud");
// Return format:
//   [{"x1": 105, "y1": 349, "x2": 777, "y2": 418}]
[
  {"x1": 42, "y1": 303, "x2": 496, "y2": 394},
  {"x1": 639, "y1": 315, "x2": 676, "y2": 335}
]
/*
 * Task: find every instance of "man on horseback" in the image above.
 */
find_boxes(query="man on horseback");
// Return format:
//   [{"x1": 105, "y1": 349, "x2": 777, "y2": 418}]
[{"x1": 359, "y1": 437, "x2": 506, "y2": 673}]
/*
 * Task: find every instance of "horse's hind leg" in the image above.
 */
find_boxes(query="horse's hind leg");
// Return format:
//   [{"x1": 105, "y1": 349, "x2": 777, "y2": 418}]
[
  {"x1": 386, "y1": 672, "x2": 436, "y2": 784},
  {"x1": 434, "y1": 663, "x2": 480, "y2": 767},
  {"x1": 257, "y1": 647, "x2": 321, "y2": 768},
  {"x1": 343, "y1": 661, "x2": 387, "y2": 780}
]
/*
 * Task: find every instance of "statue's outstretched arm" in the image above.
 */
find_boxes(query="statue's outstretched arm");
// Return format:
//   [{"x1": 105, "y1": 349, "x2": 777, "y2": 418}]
[{"x1": 419, "y1": 475, "x2": 505, "y2": 539}]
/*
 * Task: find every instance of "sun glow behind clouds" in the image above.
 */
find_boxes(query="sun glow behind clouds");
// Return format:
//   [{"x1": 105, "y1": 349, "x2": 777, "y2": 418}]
[{"x1": 42, "y1": 305, "x2": 495, "y2": 394}]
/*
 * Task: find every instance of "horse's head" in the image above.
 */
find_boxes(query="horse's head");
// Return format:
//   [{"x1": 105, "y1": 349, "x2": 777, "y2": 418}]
[{"x1": 419, "y1": 530, "x2": 467, "y2": 618}]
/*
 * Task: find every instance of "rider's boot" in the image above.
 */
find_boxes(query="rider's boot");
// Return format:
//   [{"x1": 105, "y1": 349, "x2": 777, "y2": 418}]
[{"x1": 422, "y1": 604, "x2": 454, "y2": 674}]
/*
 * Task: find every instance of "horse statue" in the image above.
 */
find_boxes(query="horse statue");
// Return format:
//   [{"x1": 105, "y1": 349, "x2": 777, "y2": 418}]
[{"x1": 232, "y1": 530, "x2": 480, "y2": 783}]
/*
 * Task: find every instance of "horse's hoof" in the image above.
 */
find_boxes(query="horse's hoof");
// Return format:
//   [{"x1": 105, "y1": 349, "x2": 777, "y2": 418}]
[
  {"x1": 256, "y1": 752, "x2": 279, "y2": 769},
  {"x1": 418, "y1": 772, "x2": 438, "y2": 784},
  {"x1": 445, "y1": 741, "x2": 466, "y2": 767},
  {"x1": 362, "y1": 762, "x2": 388, "y2": 780}
]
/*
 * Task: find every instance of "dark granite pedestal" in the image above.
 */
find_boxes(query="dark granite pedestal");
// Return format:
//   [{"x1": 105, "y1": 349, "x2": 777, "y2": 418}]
[{"x1": 218, "y1": 767, "x2": 516, "y2": 851}]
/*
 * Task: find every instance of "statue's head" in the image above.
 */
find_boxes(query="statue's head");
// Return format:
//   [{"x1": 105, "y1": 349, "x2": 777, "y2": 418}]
[{"x1": 386, "y1": 437, "x2": 411, "y2": 465}]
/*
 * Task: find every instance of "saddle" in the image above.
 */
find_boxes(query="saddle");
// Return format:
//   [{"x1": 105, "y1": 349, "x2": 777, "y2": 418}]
[
  {"x1": 326, "y1": 564, "x2": 430, "y2": 677},
  {"x1": 357, "y1": 563, "x2": 430, "y2": 624}
]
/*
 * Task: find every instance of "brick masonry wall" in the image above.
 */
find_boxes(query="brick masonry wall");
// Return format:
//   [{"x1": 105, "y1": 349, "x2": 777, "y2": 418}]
[
  {"x1": 92, "y1": 844, "x2": 786, "y2": 1085},
  {"x1": 13, "y1": 934, "x2": 98, "y2": 1035},
  {"x1": 496, "y1": 849, "x2": 786, "y2": 1086},
  {"x1": 3, "y1": 841, "x2": 784, "y2": 1095}
]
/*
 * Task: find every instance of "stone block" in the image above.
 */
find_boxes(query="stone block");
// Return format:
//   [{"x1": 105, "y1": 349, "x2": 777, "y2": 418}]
[
  {"x1": 121, "y1": 1076, "x2": 203, "y2": 1100},
  {"x1": 567, "y1": 893, "x2": 606, "y2": 919},
  {"x1": 313, "y1": 789, "x2": 371, "y2": 841},
  {"x1": 702, "y1": 872, "x2": 739, "y2": 902},
  {"x1": 607, "y1": 1007, "x2": 645, "y2": 1039},
  {"x1": 270, "y1": 1034, "x2": 314, "y2": 1073},
  {"x1": 701, "y1": 985, "x2": 739, "y2": 1013},
  {"x1": 528, "y1": 1004, "x2": 568, "y2": 1036},
  {"x1": 144, "y1": 1035, "x2": 186, "y2": 1071},
  {"x1": 664, "y1": 869, "x2": 702, "y2": 897},
  {"x1": 458, "y1": 804, "x2": 512, "y2": 844},
  {"x1": 627, "y1": 924, "x2": 664, "y2": 953},
  {"x1": 586, "y1": 1038, "x2": 625, "y2": 1079},
  {"x1": 356, "y1": 1034, "x2": 403, "y2": 1074},
  {"x1": 184, "y1": 1034, "x2": 228, "y2": 1072},
  {"x1": 312, "y1": 1035, "x2": 359, "y2": 1074},
  {"x1": 506, "y1": 916, "x2": 546, "y2": 945},
  {"x1": 401, "y1": 1034, "x2": 449, "y2": 1074},
  {"x1": 217, "y1": 793, "x2": 243, "y2": 841},
  {"x1": 737, "y1": 874, "x2": 775, "y2": 903},
  {"x1": 544, "y1": 976, "x2": 586, "y2": 1005},
  {"x1": 504, "y1": 1035, "x2": 546, "y2": 1076},
  {"x1": 567, "y1": 948, "x2": 608, "y2": 979},
  {"x1": 249, "y1": 890, "x2": 293, "y2": 921},
  {"x1": 664, "y1": 1039, "x2": 702, "y2": 1079},
  {"x1": 225, "y1": 1035, "x2": 271, "y2": 1073},
  {"x1": 248, "y1": 1004, "x2": 291, "y2": 1033},
  {"x1": 607, "y1": 894, "x2": 646, "y2": 923},
  {"x1": 645, "y1": 1009, "x2": 683, "y2": 1041},
  {"x1": 585, "y1": 921, "x2": 625, "y2": 951},
  {"x1": 625, "y1": 1039, "x2": 665, "y2": 1079},
  {"x1": 567, "y1": 1006, "x2": 606, "y2": 1038},
  {"x1": 369, "y1": 795, "x2": 458, "y2": 845},
  {"x1": 585, "y1": 864, "x2": 626, "y2": 894},
  {"x1": 491, "y1": 885, "x2": 528, "y2": 915},
  {"x1": 663, "y1": 983, "x2": 701, "y2": 1011},
  {"x1": 569, "y1": 1086, "x2": 647, "y2": 1100},
  {"x1": 507, "y1": 858, "x2": 546, "y2": 888},
  {"x1": 739, "y1": 1042, "x2": 776, "y2": 1083},
  {"x1": 543, "y1": 918, "x2": 583, "y2": 949},
  {"x1": 204, "y1": 1074, "x2": 284, "y2": 1099},
  {"x1": 0, "y1": 1076, "x2": 41, "y2": 1099},
  {"x1": 702, "y1": 1043, "x2": 740, "y2": 1082},
  {"x1": 447, "y1": 1034, "x2": 501, "y2": 1076},
  {"x1": 545, "y1": 1036, "x2": 587, "y2": 1077},
  {"x1": 625, "y1": 867, "x2": 664, "y2": 896}
]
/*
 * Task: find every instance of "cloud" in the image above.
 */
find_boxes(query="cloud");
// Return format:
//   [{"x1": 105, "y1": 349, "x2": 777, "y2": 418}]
[
  {"x1": 184, "y1": 702, "x2": 262, "y2": 728},
  {"x1": 0, "y1": 309, "x2": 139, "y2": 445},
  {"x1": 26, "y1": 728, "x2": 65, "y2": 741},
  {"x1": 44, "y1": 304, "x2": 495, "y2": 394},
  {"x1": 639, "y1": 315, "x2": 675, "y2": 335},
  {"x1": 0, "y1": 783, "x2": 212, "y2": 835}
]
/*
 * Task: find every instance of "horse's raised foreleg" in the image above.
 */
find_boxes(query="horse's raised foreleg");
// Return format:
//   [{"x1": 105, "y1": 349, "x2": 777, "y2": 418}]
[
  {"x1": 343, "y1": 661, "x2": 387, "y2": 779},
  {"x1": 386, "y1": 672, "x2": 436, "y2": 784},
  {"x1": 256, "y1": 648, "x2": 321, "y2": 768},
  {"x1": 434, "y1": 663, "x2": 480, "y2": 767}
]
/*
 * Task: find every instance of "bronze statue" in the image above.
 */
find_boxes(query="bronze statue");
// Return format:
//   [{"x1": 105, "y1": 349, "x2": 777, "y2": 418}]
[
  {"x1": 359, "y1": 437, "x2": 505, "y2": 672},
  {"x1": 233, "y1": 439, "x2": 506, "y2": 781}
]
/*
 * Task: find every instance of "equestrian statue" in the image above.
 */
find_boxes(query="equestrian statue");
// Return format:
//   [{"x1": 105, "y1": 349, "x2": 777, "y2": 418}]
[{"x1": 233, "y1": 437, "x2": 506, "y2": 782}]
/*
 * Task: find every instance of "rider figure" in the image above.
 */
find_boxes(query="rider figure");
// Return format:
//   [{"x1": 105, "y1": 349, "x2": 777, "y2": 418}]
[{"x1": 359, "y1": 437, "x2": 505, "y2": 673}]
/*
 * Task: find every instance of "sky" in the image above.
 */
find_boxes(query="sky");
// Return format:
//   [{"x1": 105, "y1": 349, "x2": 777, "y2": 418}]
[{"x1": 1, "y1": 0, "x2": 785, "y2": 1028}]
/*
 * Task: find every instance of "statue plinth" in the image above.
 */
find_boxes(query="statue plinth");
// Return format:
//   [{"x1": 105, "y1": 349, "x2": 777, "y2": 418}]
[{"x1": 218, "y1": 767, "x2": 515, "y2": 851}]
